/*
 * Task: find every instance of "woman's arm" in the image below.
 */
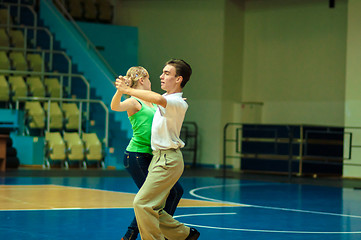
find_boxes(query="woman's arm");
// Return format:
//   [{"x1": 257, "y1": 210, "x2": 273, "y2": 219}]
[{"x1": 110, "y1": 90, "x2": 139, "y2": 113}]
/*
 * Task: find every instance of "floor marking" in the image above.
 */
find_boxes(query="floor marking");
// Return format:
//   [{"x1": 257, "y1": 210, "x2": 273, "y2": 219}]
[
  {"x1": 190, "y1": 183, "x2": 361, "y2": 219},
  {"x1": 175, "y1": 213, "x2": 361, "y2": 234},
  {"x1": 0, "y1": 184, "x2": 238, "y2": 211},
  {"x1": 189, "y1": 183, "x2": 281, "y2": 206}
]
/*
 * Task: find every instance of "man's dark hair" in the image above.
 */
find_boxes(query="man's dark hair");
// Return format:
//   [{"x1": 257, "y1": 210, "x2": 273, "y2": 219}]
[{"x1": 166, "y1": 59, "x2": 192, "y2": 88}]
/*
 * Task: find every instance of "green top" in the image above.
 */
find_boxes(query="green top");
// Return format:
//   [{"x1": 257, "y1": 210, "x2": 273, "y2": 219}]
[{"x1": 126, "y1": 97, "x2": 157, "y2": 154}]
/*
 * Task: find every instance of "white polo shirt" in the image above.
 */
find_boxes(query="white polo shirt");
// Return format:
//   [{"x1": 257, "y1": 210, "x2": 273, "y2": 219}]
[{"x1": 151, "y1": 92, "x2": 188, "y2": 151}]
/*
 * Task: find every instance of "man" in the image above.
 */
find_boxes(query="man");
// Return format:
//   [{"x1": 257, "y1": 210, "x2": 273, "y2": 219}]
[{"x1": 115, "y1": 59, "x2": 199, "y2": 240}]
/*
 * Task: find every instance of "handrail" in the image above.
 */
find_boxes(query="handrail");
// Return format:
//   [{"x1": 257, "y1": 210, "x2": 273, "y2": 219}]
[
  {"x1": 0, "y1": 69, "x2": 91, "y2": 119},
  {"x1": 0, "y1": 24, "x2": 54, "y2": 60},
  {"x1": 15, "y1": 96, "x2": 109, "y2": 147},
  {"x1": 181, "y1": 121, "x2": 198, "y2": 168},
  {"x1": 0, "y1": 2, "x2": 37, "y2": 37},
  {"x1": 223, "y1": 123, "x2": 356, "y2": 178},
  {"x1": 0, "y1": 24, "x2": 54, "y2": 66},
  {"x1": 0, "y1": 46, "x2": 70, "y2": 75},
  {"x1": 49, "y1": 0, "x2": 117, "y2": 81}
]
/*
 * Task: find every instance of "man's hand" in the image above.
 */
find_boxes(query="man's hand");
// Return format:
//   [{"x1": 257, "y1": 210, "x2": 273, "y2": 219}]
[{"x1": 115, "y1": 75, "x2": 131, "y2": 93}]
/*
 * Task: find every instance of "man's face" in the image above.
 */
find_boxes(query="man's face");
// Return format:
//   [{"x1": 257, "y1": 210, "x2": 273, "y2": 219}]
[{"x1": 160, "y1": 64, "x2": 179, "y2": 92}]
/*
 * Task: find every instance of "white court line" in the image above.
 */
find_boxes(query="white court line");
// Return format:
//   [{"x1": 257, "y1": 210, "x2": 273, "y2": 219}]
[
  {"x1": 175, "y1": 212, "x2": 361, "y2": 234},
  {"x1": 185, "y1": 183, "x2": 361, "y2": 234},
  {"x1": 189, "y1": 183, "x2": 281, "y2": 207},
  {"x1": 190, "y1": 183, "x2": 361, "y2": 219}
]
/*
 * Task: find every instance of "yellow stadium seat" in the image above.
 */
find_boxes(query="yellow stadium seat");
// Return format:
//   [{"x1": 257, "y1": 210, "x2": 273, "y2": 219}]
[
  {"x1": 0, "y1": 50, "x2": 11, "y2": 70},
  {"x1": 0, "y1": 75, "x2": 10, "y2": 102},
  {"x1": 67, "y1": 0, "x2": 83, "y2": 20},
  {"x1": 27, "y1": 53, "x2": 44, "y2": 72},
  {"x1": 8, "y1": 76, "x2": 27, "y2": 101},
  {"x1": 0, "y1": 28, "x2": 10, "y2": 47},
  {"x1": 82, "y1": 132, "x2": 104, "y2": 168},
  {"x1": 96, "y1": 0, "x2": 113, "y2": 23},
  {"x1": 0, "y1": 9, "x2": 12, "y2": 25},
  {"x1": 9, "y1": 29, "x2": 25, "y2": 48},
  {"x1": 45, "y1": 132, "x2": 67, "y2": 168},
  {"x1": 63, "y1": 132, "x2": 85, "y2": 167},
  {"x1": 26, "y1": 76, "x2": 45, "y2": 97},
  {"x1": 83, "y1": 0, "x2": 97, "y2": 21},
  {"x1": 43, "y1": 102, "x2": 63, "y2": 130},
  {"x1": 62, "y1": 103, "x2": 80, "y2": 131},
  {"x1": 24, "y1": 101, "x2": 45, "y2": 130},
  {"x1": 44, "y1": 78, "x2": 61, "y2": 98},
  {"x1": 9, "y1": 52, "x2": 28, "y2": 71}
]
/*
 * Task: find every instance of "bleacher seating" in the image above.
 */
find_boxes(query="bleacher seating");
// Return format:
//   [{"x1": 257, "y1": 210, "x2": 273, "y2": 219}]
[
  {"x1": 83, "y1": 0, "x2": 97, "y2": 21},
  {"x1": 9, "y1": 29, "x2": 25, "y2": 48},
  {"x1": 43, "y1": 101, "x2": 63, "y2": 130},
  {"x1": 62, "y1": 103, "x2": 80, "y2": 131},
  {"x1": 96, "y1": 0, "x2": 113, "y2": 23},
  {"x1": 0, "y1": 8, "x2": 12, "y2": 25},
  {"x1": 8, "y1": 75, "x2": 27, "y2": 101},
  {"x1": 44, "y1": 77, "x2": 61, "y2": 98},
  {"x1": 67, "y1": 0, "x2": 83, "y2": 20},
  {"x1": 0, "y1": 0, "x2": 109, "y2": 169},
  {"x1": 0, "y1": 28, "x2": 11, "y2": 47},
  {"x1": 64, "y1": 0, "x2": 113, "y2": 23},
  {"x1": 0, "y1": 75, "x2": 10, "y2": 103},
  {"x1": 27, "y1": 53, "x2": 43, "y2": 72},
  {"x1": 45, "y1": 131, "x2": 67, "y2": 168},
  {"x1": 24, "y1": 101, "x2": 45, "y2": 130},
  {"x1": 26, "y1": 76, "x2": 45, "y2": 97},
  {"x1": 82, "y1": 132, "x2": 103, "y2": 167},
  {"x1": 0, "y1": 50, "x2": 11, "y2": 70},
  {"x1": 63, "y1": 132, "x2": 85, "y2": 167},
  {"x1": 9, "y1": 51, "x2": 28, "y2": 71}
]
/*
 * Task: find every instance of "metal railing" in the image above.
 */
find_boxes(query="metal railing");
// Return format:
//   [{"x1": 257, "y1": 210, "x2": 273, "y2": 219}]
[
  {"x1": 0, "y1": 47, "x2": 70, "y2": 74},
  {"x1": 0, "y1": 2, "x2": 37, "y2": 35},
  {"x1": 15, "y1": 96, "x2": 109, "y2": 147},
  {"x1": 0, "y1": 69, "x2": 91, "y2": 119},
  {"x1": 223, "y1": 123, "x2": 354, "y2": 178},
  {"x1": 181, "y1": 121, "x2": 198, "y2": 168},
  {"x1": 0, "y1": 24, "x2": 54, "y2": 59}
]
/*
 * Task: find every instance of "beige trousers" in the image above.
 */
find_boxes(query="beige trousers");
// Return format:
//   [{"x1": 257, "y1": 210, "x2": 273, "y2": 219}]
[{"x1": 133, "y1": 149, "x2": 190, "y2": 240}]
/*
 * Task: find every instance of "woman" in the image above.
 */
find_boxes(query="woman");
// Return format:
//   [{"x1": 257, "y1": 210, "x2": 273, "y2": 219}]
[{"x1": 110, "y1": 66, "x2": 184, "y2": 240}]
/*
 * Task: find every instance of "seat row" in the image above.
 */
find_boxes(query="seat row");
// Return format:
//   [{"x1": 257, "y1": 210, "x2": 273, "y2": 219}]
[
  {"x1": 0, "y1": 50, "x2": 45, "y2": 72},
  {"x1": 63, "y1": 0, "x2": 113, "y2": 23},
  {"x1": 0, "y1": 75, "x2": 61, "y2": 104},
  {"x1": 25, "y1": 101, "x2": 80, "y2": 132},
  {"x1": 0, "y1": 28, "x2": 25, "y2": 48},
  {"x1": 45, "y1": 131, "x2": 104, "y2": 169}
]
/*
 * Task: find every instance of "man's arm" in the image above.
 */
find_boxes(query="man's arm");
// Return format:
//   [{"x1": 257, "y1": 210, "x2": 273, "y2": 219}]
[{"x1": 115, "y1": 78, "x2": 167, "y2": 108}]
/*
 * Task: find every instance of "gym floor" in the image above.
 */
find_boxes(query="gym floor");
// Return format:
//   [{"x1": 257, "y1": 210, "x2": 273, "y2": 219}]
[{"x1": 1, "y1": 168, "x2": 361, "y2": 240}]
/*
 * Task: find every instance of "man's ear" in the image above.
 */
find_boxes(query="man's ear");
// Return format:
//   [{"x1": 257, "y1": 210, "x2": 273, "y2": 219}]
[
  {"x1": 176, "y1": 76, "x2": 183, "y2": 84},
  {"x1": 139, "y1": 77, "x2": 144, "y2": 84}
]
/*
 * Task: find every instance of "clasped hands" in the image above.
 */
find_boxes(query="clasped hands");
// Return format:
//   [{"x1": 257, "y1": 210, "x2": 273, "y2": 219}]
[{"x1": 115, "y1": 75, "x2": 130, "y2": 92}]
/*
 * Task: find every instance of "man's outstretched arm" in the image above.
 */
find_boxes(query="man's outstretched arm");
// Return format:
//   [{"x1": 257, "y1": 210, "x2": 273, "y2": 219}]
[{"x1": 115, "y1": 78, "x2": 167, "y2": 108}]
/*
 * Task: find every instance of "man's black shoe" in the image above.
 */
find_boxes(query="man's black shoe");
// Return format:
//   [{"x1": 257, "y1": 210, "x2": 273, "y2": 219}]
[{"x1": 185, "y1": 228, "x2": 200, "y2": 240}]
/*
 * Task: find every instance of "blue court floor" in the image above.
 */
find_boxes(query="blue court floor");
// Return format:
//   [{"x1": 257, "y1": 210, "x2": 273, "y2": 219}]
[{"x1": 0, "y1": 173, "x2": 361, "y2": 240}]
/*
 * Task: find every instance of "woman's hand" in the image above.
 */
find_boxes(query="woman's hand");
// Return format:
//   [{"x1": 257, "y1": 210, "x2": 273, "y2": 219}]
[{"x1": 115, "y1": 75, "x2": 130, "y2": 93}]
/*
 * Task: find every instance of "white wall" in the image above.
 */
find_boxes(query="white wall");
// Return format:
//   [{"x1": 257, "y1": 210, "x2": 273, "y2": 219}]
[
  {"x1": 344, "y1": 0, "x2": 361, "y2": 178},
  {"x1": 242, "y1": 0, "x2": 347, "y2": 126}
]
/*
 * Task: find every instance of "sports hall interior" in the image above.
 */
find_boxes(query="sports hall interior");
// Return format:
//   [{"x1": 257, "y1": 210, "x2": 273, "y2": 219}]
[{"x1": 1, "y1": 0, "x2": 361, "y2": 240}]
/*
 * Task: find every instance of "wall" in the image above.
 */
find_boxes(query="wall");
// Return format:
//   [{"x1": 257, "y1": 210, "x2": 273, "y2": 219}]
[
  {"x1": 242, "y1": 0, "x2": 347, "y2": 126},
  {"x1": 113, "y1": 0, "x2": 350, "y2": 170},
  {"x1": 344, "y1": 0, "x2": 361, "y2": 178},
  {"x1": 114, "y1": 0, "x2": 228, "y2": 167}
]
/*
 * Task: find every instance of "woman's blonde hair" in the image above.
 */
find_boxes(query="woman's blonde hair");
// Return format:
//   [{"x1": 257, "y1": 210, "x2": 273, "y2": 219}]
[{"x1": 125, "y1": 66, "x2": 148, "y2": 88}]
